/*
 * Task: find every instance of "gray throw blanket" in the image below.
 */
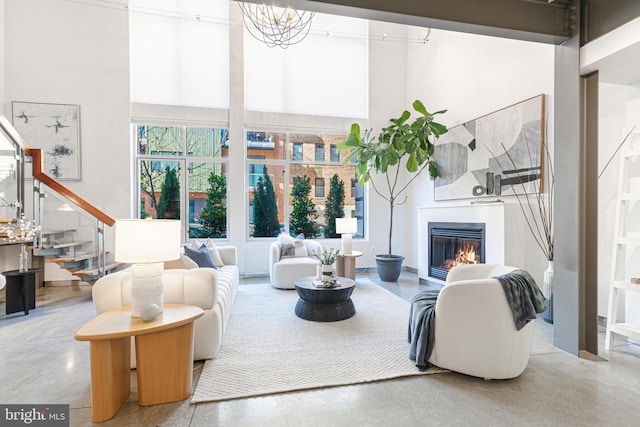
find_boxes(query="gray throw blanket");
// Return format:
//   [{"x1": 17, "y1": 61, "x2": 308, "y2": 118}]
[
  {"x1": 408, "y1": 289, "x2": 441, "y2": 371},
  {"x1": 494, "y1": 269, "x2": 546, "y2": 330}
]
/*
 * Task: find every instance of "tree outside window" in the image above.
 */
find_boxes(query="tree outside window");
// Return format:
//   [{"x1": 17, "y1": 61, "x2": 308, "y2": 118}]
[
  {"x1": 290, "y1": 175, "x2": 319, "y2": 237},
  {"x1": 325, "y1": 174, "x2": 345, "y2": 238},
  {"x1": 193, "y1": 172, "x2": 227, "y2": 238},
  {"x1": 156, "y1": 166, "x2": 181, "y2": 219},
  {"x1": 252, "y1": 169, "x2": 280, "y2": 237}
]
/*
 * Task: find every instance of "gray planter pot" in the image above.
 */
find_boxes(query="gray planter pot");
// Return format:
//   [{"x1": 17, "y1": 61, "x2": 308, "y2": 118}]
[{"x1": 374, "y1": 255, "x2": 404, "y2": 282}]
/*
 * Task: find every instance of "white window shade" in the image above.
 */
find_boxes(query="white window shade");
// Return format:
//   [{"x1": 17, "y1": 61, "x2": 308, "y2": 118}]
[
  {"x1": 131, "y1": 0, "x2": 229, "y2": 109},
  {"x1": 244, "y1": 13, "x2": 368, "y2": 119}
]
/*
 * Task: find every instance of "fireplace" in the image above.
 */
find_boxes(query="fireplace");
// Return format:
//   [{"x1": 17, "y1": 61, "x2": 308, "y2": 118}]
[{"x1": 428, "y1": 222, "x2": 485, "y2": 281}]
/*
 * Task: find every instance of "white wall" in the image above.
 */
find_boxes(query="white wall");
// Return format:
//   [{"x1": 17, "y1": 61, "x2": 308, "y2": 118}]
[
  {"x1": 3, "y1": 0, "x2": 130, "y2": 279},
  {"x1": 2, "y1": 2, "x2": 556, "y2": 278},
  {"x1": 598, "y1": 82, "x2": 640, "y2": 319},
  {"x1": 400, "y1": 28, "x2": 555, "y2": 282},
  {"x1": 0, "y1": 0, "x2": 5, "y2": 109}
]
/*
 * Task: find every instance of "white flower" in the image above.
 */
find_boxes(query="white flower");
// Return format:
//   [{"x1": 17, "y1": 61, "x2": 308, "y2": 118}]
[{"x1": 0, "y1": 213, "x2": 40, "y2": 244}]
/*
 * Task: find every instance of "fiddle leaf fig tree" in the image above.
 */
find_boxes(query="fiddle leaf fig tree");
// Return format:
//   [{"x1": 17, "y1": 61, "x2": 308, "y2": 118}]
[{"x1": 338, "y1": 100, "x2": 448, "y2": 256}]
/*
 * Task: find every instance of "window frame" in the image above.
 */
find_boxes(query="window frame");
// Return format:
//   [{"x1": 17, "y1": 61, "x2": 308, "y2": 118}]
[
  {"x1": 134, "y1": 124, "x2": 230, "y2": 241},
  {"x1": 246, "y1": 129, "x2": 365, "y2": 240}
]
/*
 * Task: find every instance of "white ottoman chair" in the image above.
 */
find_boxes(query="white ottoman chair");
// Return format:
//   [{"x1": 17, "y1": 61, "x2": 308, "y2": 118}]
[{"x1": 269, "y1": 239, "x2": 321, "y2": 289}]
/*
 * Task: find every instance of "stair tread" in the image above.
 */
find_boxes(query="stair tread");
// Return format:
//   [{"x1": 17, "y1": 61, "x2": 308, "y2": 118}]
[
  {"x1": 613, "y1": 280, "x2": 640, "y2": 291},
  {"x1": 51, "y1": 251, "x2": 109, "y2": 263},
  {"x1": 620, "y1": 193, "x2": 640, "y2": 201},
  {"x1": 42, "y1": 229, "x2": 77, "y2": 235},
  {"x1": 610, "y1": 323, "x2": 640, "y2": 341},
  {"x1": 41, "y1": 240, "x2": 92, "y2": 249},
  {"x1": 72, "y1": 262, "x2": 122, "y2": 277}
]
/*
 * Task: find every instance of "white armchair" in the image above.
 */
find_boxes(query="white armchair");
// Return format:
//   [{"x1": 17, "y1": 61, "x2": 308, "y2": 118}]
[
  {"x1": 428, "y1": 264, "x2": 537, "y2": 379},
  {"x1": 269, "y1": 239, "x2": 321, "y2": 289}
]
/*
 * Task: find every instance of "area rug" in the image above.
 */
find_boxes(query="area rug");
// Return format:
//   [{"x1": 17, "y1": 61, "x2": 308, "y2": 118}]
[{"x1": 191, "y1": 278, "x2": 446, "y2": 403}]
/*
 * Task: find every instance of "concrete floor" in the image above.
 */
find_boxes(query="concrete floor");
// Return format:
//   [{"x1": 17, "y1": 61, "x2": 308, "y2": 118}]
[{"x1": 1, "y1": 271, "x2": 640, "y2": 426}]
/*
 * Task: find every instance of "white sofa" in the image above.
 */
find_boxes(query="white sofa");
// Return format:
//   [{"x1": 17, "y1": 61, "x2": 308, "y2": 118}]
[
  {"x1": 428, "y1": 264, "x2": 537, "y2": 379},
  {"x1": 269, "y1": 239, "x2": 322, "y2": 289},
  {"x1": 92, "y1": 245, "x2": 239, "y2": 367}
]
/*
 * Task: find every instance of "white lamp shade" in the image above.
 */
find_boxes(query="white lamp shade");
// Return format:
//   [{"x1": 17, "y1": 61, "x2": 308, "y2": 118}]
[
  {"x1": 115, "y1": 219, "x2": 181, "y2": 263},
  {"x1": 336, "y1": 217, "x2": 357, "y2": 234}
]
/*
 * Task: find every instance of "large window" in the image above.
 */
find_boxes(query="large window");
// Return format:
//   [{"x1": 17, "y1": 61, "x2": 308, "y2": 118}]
[
  {"x1": 244, "y1": 13, "x2": 368, "y2": 118},
  {"x1": 247, "y1": 131, "x2": 364, "y2": 239},
  {"x1": 136, "y1": 125, "x2": 229, "y2": 239},
  {"x1": 130, "y1": 6, "x2": 371, "y2": 245},
  {"x1": 130, "y1": 0, "x2": 229, "y2": 108}
]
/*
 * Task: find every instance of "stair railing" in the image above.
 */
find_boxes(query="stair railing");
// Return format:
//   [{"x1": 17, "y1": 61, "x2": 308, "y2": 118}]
[{"x1": 0, "y1": 113, "x2": 115, "y2": 279}]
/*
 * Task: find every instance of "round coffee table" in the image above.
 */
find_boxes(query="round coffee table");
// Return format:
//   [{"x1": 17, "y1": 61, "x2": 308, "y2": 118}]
[{"x1": 293, "y1": 276, "x2": 356, "y2": 322}]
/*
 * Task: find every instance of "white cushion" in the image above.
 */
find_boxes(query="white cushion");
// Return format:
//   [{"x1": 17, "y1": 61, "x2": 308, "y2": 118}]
[
  {"x1": 192, "y1": 238, "x2": 225, "y2": 267},
  {"x1": 92, "y1": 250, "x2": 239, "y2": 367},
  {"x1": 272, "y1": 256, "x2": 320, "y2": 289},
  {"x1": 428, "y1": 264, "x2": 535, "y2": 379}
]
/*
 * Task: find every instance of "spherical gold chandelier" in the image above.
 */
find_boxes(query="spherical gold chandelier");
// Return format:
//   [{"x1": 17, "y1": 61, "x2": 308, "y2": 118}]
[{"x1": 238, "y1": 3, "x2": 315, "y2": 49}]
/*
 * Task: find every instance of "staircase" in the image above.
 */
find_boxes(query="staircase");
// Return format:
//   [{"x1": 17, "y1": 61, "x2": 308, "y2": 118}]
[{"x1": 0, "y1": 114, "x2": 120, "y2": 283}]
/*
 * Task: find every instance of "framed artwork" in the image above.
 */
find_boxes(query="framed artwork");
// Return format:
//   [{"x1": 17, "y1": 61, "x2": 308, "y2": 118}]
[
  {"x1": 11, "y1": 101, "x2": 81, "y2": 180},
  {"x1": 434, "y1": 94, "x2": 545, "y2": 201}
]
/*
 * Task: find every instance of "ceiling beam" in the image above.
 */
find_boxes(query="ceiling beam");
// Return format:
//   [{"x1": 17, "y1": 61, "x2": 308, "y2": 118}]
[{"x1": 237, "y1": 0, "x2": 575, "y2": 44}]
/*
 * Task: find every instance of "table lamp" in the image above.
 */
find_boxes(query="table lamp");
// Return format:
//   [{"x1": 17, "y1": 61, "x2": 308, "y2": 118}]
[
  {"x1": 335, "y1": 217, "x2": 357, "y2": 255},
  {"x1": 115, "y1": 219, "x2": 180, "y2": 317}
]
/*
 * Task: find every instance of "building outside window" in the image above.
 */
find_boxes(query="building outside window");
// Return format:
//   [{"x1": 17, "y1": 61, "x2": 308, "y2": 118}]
[
  {"x1": 315, "y1": 177, "x2": 325, "y2": 197},
  {"x1": 330, "y1": 144, "x2": 340, "y2": 163},
  {"x1": 247, "y1": 131, "x2": 364, "y2": 239},
  {"x1": 132, "y1": 4, "x2": 369, "y2": 243},
  {"x1": 315, "y1": 143, "x2": 325, "y2": 162},
  {"x1": 292, "y1": 142, "x2": 303, "y2": 161}
]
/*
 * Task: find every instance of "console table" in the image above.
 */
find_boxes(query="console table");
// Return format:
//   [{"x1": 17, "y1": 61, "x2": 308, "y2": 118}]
[
  {"x1": 74, "y1": 304, "x2": 204, "y2": 422},
  {"x1": 2, "y1": 268, "x2": 43, "y2": 315}
]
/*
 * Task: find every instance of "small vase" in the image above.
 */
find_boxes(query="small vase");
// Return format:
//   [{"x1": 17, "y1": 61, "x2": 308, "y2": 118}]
[
  {"x1": 542, "y1": 260, "x2": 553, "y2": 324},
  {"x1": 19, "y1": 243, "x2": 29, "y2": 272}
]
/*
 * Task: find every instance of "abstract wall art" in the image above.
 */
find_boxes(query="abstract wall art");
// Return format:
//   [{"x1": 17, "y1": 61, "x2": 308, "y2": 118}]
[
  {"x1": 434, "y1": 94, "x2": 545, "y2": 201},
  {"x1": 12, "y1": 102, "x2": 81, "y2": 180}
]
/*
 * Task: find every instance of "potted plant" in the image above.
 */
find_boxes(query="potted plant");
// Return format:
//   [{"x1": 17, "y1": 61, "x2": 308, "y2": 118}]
[
  {"x1": 338, "y1": 100, "x2": 448, "y2": 281},
  {"x1": 312, "y1": 247, "x2": 341, "y2": 285}
]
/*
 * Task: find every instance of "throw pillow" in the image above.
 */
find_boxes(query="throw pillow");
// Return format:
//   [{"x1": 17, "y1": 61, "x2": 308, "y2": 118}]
[
  {"x1": 180, "y1": 253, "x2": 199, "y2": 269},
  {"x1": 277, "y1": 232, "x2": 295, "y2": 247},
  {"x1": 280, "y1": 235, "x2": 308, "y2": 258},
  {"x1": 205, "y1": 238, "x2": 225, "y2": 267},
  {"x1": 190, "y1": 238, "x2": 225, "y2": 267},
  {"x1": 164, "y1": 253, "x2": 198, "y2": 270},
  {"x1": 184, "y1": 244, "x2": 218, "y2": 269},
  {"x1": 292, "y1": 239, "x2": 308, "y2": 257}
]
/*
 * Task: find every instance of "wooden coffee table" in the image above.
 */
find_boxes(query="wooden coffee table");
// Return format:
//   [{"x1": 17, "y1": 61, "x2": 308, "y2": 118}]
[
  {"x1": 74, "y1": 304, "x2": 203, "y2": 422},
  {"x1": 294, "y1": 276, "x2": 356, "y2": 322}
]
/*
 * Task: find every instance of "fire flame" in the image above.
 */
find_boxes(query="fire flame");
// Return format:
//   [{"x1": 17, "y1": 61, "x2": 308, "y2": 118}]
[{"x1": 454, "y1": 244, "x2": 479, "y2": 266}]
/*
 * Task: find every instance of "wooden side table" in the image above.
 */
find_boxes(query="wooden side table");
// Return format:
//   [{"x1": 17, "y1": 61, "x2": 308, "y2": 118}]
[
  {"x1": 74, "y1": 304, "x2": 204, "y2": 423},
  {"x1": 335, "y1": 251, "x2": 363, "y2": 280},
  {"x1": 2, "y1": 268, "x2": 43, "y2": 315}
]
